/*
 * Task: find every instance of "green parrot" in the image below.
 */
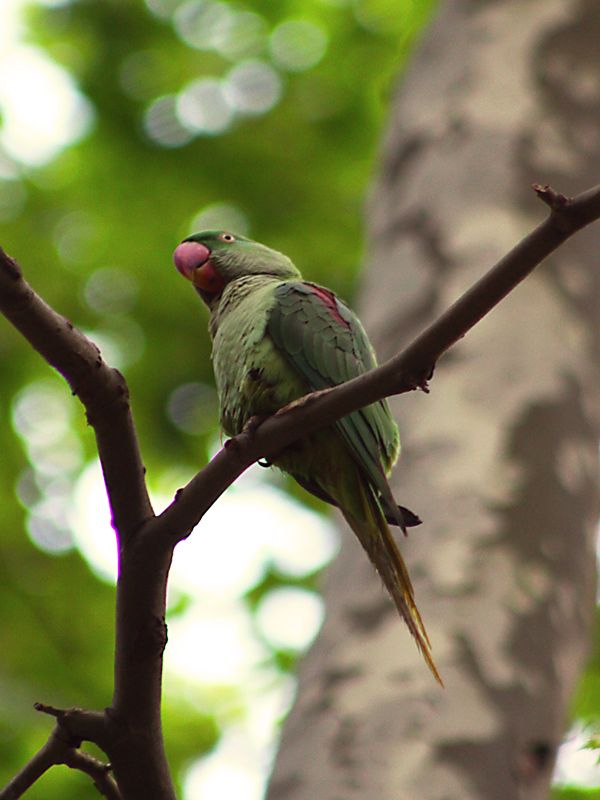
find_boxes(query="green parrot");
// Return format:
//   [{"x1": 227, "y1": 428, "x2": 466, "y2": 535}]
[{"x1": 174, "y1": 230, "x2": 440, "y2": 683}]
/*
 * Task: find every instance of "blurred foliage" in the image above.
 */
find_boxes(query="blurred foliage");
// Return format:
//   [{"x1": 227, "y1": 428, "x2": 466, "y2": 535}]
[
  {"x1": 0, "y1": 0, "x2": 436, "y2": 795},
  {"x1": 574, "y1": 608, "x2": 600, "y2": 725},
  {"x1": 553, "y1": 790, "x2": 600, "y2": 800},
  {"x1": 1, "y1": 0, "x2": 598, "y2": 796}
]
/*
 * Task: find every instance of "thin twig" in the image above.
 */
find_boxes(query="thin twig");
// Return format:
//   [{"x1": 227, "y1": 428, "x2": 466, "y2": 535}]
[
  {"x1": 62, "y1": 750, "x2": 121, "y2": 800},
  {"x1": 33, "y1": 704, "x2": 107, "y2": 746}
]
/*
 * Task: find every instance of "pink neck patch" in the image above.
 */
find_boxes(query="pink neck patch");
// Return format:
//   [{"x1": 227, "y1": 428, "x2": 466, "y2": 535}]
[
  {"x1": 306, "y1": 283, "x2": 350, "y2": 329},
  {"x1": 194, "y1": 259, "x2": 226, "y2": 296}
]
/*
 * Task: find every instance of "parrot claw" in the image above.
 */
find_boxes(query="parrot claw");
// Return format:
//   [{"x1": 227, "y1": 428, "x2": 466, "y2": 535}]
[
  {"x1": 409, "y1": 364, "x2": 434, "y2": 393},
  {"x1": 223, "y1": 415, "x2": 268, "y2": 453}
]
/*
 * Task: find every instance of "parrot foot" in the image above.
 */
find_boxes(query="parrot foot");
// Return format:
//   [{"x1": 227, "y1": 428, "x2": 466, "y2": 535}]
[
  {"x1": 412, "y1": 364, "x2": 434, "y2": 393},
  {"x1": 225, "y1": 415, "x2": 269, "y2": 453},
  {"x1": 223, "y1": 414, "x2": 270, "y2": 452}
]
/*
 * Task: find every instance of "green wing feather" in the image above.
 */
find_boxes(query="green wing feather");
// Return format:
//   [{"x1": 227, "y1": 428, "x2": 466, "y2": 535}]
[{"x1": 268, "y1": 281, "x2": 405, "y2": 526}]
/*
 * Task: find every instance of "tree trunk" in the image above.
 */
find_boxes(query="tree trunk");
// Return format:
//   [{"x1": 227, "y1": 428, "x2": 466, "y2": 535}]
[{"x1": 266, "y1": 1, "x2": 600, "y2": 798}]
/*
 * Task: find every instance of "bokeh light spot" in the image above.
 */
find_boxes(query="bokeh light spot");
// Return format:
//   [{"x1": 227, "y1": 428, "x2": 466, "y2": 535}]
[
  {"x1": 167, "y1": 604, "x2": 268, "y2": 683},
  {"x1": 269, "y1": 19, "x2": 328, "y2": 73},
  {"x1": 263, "y1": 495, "x2": 339, "y2": 576},
  {"x1": 27, "y1": 495, "x2": 73, "y2": 554},
  {"x1": 170, "y1": 469, "x2": 338, "y2": 600},
  {"x1": 172, "y1": 516, "x2": 265, "y2": 601},
  {"x1": 144, "y1": 0, "x2": 182, "y2": 19},
  {"x1": 174, "y1": 0, "x2": 234, "y2": 52},
  {"x1": 144, "y1": 95, "x2": 194, "y2": 147},
  {"x1": 167, "y1": 382, "x2": 218, "y2": 435},
  {"x1": 255, "y1": 588, "x2": 324, "y2": 650},
  {"x1": 0, "y1": 44, "x2": 94, "y2": 165},
  {"x1": 16, "y1": 468, "x2": 43, "y2": 509},
  {"x1": 11, "y1": 379, "x2": 85, "y2": 556},
  {"x1": 53, "y1": 211, "x2": 99, "y2": 267},
  {"x1": 184, "y1": 737, "x2": 266, "y2": 800},
  {"x1": 70, "y1": 460, "x2": 117, "y2": 583},
  {"x1": 84, "y1": 267, "x2": 139, "y2": 315},
  {"x1": 172, "y1": 0, "x2": 267, "y2": 61},
  {"x1": 176, "y1": 78, "x2": 234, "y2": 136},
  {"x1": 174, "y1": 0, "x2": 235, "y2": 50},
  {"x1": 12, "y1": 381, "x2": 72, "y2": 447},
  {"x1": 26, "y1": 432, "x2": 83, "y2": 478},
  {"x1": 190, "y1": 203, "x2": 250, "y2": 237},
  {"x1": 224, "y1": 60, "x2": 282, "y2": 115},
  {"x1": 216, "y1": 11, "x2": 267, "y2": 61}
]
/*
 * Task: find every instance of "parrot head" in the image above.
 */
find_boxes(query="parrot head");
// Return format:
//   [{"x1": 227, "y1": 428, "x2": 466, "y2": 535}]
[{"x1": 173, "y1": 230, "x2": 300, "y2": 305}]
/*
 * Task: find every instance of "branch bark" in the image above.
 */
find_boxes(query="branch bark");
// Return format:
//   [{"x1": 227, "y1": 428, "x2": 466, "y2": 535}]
[{"x1": 2, "y1": 181, "x2": 600, "y2": 797}]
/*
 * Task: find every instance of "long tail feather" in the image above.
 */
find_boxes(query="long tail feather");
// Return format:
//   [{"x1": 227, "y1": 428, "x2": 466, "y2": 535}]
[{"x1": 342, "y1": 485, "x2": 443, "y2": 686}]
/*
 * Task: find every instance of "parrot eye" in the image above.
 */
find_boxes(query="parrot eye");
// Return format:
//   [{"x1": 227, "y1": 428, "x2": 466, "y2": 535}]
[{"x1": 219, "y1": 232, "x2": 235, "y2": 242}]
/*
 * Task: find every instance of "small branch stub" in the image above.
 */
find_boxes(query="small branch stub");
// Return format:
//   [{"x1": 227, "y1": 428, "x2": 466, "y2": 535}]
[
  {"x1": 34, "y1": 702, "x2": 63, "y2": 719},
  {"x1": 533, "y1": 183, "x2": 569, "y2": 211}
]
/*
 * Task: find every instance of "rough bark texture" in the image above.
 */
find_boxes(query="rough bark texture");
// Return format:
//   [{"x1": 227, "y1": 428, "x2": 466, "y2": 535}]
[{"x1": 266, "y1": 1, "x2": 600, "y2": 798}]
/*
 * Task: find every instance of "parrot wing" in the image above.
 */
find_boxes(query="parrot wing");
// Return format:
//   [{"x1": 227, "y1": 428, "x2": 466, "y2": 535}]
[
  {"x1": 268, "y1": 281, "x2": 440, "y2": 682},
  {"x1": 267, "y1": 281, "x2": 412, "y2": 529}
]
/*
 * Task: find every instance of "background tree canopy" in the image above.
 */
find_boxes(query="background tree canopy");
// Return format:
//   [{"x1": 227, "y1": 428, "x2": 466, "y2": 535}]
[{"x1": 0, "y1": 1, "x2": 597, "y2": 798}]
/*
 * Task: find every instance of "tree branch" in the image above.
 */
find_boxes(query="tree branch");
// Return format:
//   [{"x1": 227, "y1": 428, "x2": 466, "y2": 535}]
[
  {"x1": 0, "y1": 257, "x2": 174, "y2": 796},
  {"x1": 152, "y1": 181, "x2": 600, "y2": 540},
  {"x1": 62, "y1": 750, "x2": 121, "y2": 800}
]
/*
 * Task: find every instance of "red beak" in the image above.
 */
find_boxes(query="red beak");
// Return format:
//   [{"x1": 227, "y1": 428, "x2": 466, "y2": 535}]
[{"x1": 173, "y1": 241, "x2": 211, "y2": 281}]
